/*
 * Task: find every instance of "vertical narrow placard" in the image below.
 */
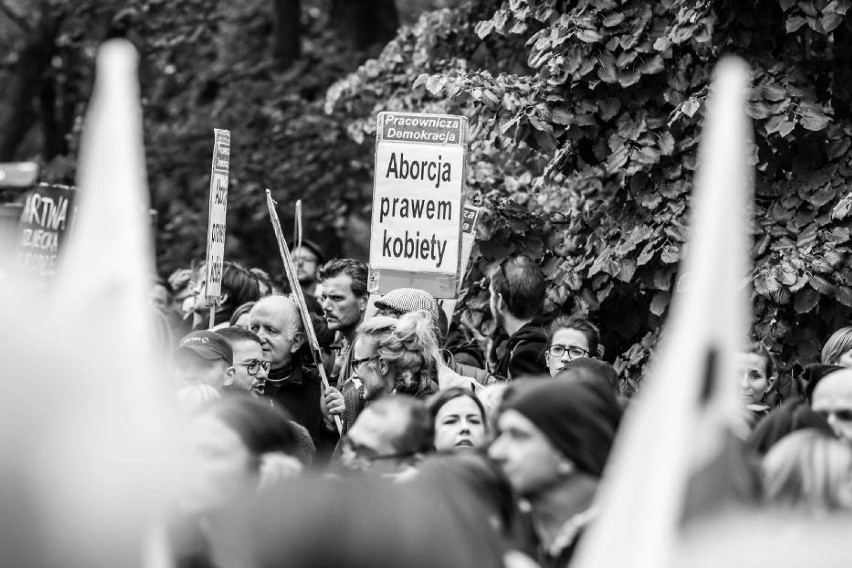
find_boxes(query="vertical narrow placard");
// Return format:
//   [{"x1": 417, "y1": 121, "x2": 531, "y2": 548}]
[
  {"x1": 16, "y1": 183, "x2": 76, "y2": 278},
  {"x1": 205, "y1": 128, "x2": 230, "y2": 306},
  {"x1": 368, "y1": 112, "x2": 468, "y2": 299},
  {"x1": 459, "y1": 203, "x2": 480, "y2": 285}
]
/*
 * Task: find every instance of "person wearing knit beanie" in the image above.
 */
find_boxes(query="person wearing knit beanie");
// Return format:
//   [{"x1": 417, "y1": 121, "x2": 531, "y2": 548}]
[{"x1": 489, "y1": 376, "x2": 622, "y2": 567}]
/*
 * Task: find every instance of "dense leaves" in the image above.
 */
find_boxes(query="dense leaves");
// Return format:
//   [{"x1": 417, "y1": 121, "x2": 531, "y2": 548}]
[{"x1": 328, "y1": 0, "x2": 852, "y2": 385}]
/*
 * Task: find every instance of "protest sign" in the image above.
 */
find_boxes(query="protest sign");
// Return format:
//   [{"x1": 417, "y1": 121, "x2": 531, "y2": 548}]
[
  {"x1": 438, "y1": 203, "x2": 481, "y2": 324},
  {"x1": 368, "y1": 112, "x2": 468, "y2": 299},
  {"x1": 16, "y1": 183, "x2": 76, "y2": 278},
  {"x1": 204, "y1": 129, "x2": 230, "y2": 310}
]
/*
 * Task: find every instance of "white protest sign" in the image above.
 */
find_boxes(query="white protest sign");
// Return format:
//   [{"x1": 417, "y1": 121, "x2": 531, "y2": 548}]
[
  {"x1": 369, "y1": 112, "x2": 467, "y2": 298},
  {"x1": 205, "y1": 128, "x2": 230, "y2": 305}
]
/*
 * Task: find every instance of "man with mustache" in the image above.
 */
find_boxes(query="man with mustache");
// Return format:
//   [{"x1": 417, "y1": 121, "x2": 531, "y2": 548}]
[{"x1": 318, "y1": 258, "x2": 369, "y2": 387}]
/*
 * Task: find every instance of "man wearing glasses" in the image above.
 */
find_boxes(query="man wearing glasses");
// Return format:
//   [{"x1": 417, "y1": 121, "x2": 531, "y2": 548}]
[
  {"x1": 217, "y1": 326, "x2": 270, "y2": 397},
  {"x1": 488, "y1": 255, "x2": 549, "y2": 380},
  {"x1": 340, "y1": 396, "x2": 433, "y2": 477}
]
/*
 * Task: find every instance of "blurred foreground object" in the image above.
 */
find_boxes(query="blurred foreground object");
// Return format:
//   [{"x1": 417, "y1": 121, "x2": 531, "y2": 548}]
[
  {"x1": 574, "y1": 57, "x2": 755, "y2": 568},
  {"x1": 0, "y1": 40, "x2": 176, "y2": 568}
]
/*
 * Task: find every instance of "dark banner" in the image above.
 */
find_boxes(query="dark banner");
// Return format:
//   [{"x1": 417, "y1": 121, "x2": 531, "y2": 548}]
[{"x1": 17, "y1": 184, "x2": 76, "y2": 278}]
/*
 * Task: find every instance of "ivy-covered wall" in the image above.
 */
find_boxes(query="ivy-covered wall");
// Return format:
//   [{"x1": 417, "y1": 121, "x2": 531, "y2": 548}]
[{"x1": 328, "y1": 0, "x2": 852, "y2": 387}]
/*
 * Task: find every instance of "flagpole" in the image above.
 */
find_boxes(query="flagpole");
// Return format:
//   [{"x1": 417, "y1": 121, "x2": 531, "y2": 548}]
[{"x1": 265, "y1": 189, "x2": 343, "y2": 434}]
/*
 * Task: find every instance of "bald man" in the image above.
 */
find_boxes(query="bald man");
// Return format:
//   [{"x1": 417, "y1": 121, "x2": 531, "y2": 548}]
[
  {"x1": 812, "y1": 369, "x2": 852, "y2": 444},
  {"x1": 249, "y1": 295, "x2": 323, "y2": 444}
]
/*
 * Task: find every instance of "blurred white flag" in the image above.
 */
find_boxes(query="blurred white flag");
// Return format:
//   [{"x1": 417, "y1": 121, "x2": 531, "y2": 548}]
[
  {"x1": 573, "y1": 57, "x2": 754, "y2": 568},
  {"x1": 0, "y1": 40, "x2": 176, "y2": 568}
]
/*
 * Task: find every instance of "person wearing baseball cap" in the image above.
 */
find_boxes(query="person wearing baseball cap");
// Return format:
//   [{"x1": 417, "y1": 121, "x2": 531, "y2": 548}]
[
  {"x1": 173, "y1": 330, "x2": 235, "y2": 392},
  {"x1": 489, "y1": 377, "x2": 622, "y2": 568}
]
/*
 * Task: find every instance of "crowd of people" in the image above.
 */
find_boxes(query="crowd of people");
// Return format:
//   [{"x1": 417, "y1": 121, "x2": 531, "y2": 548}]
[{"x1": 150, "y1": 243, "x2": 852, "y2": 568}]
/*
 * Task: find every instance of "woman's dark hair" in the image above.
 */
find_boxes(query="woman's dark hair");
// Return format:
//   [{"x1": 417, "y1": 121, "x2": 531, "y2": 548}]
[
  {"x1": 203, "y1": 396, "x2": 302, "y2": 467},
  {"x1": 548, "y1": 315, "x2": 602, "y2": 358},
  {"x1": 229, "y1": 301, "x2": 256, "y2": 326},
  {"x1": 415, "y1": 452, "x2": 517, "y2": 539},
  {"x1": 229, "y1": 476, "x2": 506, "y2": 568},
  {"x1": 428, "y1": 387, "x2": 487, "y2": 428}
]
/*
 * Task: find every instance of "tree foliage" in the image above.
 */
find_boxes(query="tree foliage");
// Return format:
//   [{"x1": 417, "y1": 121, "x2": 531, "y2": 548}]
[{"x1": 327, "y1": 0, "x2": 852, "y2": 387}]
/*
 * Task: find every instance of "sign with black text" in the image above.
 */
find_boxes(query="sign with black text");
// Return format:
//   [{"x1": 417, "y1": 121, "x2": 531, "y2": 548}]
[
  {"x1": 205, "y1": 129, "x2": 230, "y2": 305},
  {"x1": 16, "y1": 184, "x2": 75, "y2": 278},
  {"x1": 369, "y1": 112, "x2": 467, "y2": 298}
]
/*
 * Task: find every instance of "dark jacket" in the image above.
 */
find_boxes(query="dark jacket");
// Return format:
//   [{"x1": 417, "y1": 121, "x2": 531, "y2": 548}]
[
  {"x1": 494, "y1": 321, "x2": 548, "y2": 380},
  {"x1": 264, "y1": 360, "x2": 324, "y2": 446}
]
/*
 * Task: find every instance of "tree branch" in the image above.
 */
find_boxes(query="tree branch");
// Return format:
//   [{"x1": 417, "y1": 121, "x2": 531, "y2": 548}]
[{"x1": 0, "y1": 0, "x2": 31, "y2": 33}]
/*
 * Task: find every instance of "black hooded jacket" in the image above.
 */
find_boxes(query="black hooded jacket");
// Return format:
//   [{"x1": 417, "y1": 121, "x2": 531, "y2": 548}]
[{"x1": 494, "y1": 320, "x2": 548, "y2": 380}]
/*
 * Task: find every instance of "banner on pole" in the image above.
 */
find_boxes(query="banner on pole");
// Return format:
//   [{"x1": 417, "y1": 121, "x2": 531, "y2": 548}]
[
  {"x1": 368, "y1": 112, "x2": 468, "y2": 299},
  {"x1": 16, "y1": 183, "x2": 76, "y2": 278},
  {"x1": 205, "y1": 129, "x2": 230, "y2": 305}
]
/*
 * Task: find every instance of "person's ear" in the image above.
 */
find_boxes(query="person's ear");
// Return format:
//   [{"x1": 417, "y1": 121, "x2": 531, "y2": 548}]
[
  {"x1": 496, "y1": 293, "x2": 507, "y2": 313},
  {"x1": 224, "y1": 366, "x2": 235, "y2": 387},
  {"x1": 290, "y1": 331, "x2": 305, "y2": 353},
  {"x1": 358, "y1": 294, "x2": 368, "y2": 313},
  {"x1": 765, "y1": 375, "x2": 776, "y2": 393},
  {"x1": 219, "y1": 291, "x2": 229, "y2": 306},
  {"x1": 377, "y1": 359, "x2": 390, "y2": 376}
]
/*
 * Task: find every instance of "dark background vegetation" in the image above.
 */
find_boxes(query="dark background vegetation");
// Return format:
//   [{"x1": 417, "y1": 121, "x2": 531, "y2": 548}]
[{"x1": 2, "y1": 0, "x2": 851, "y2": 386}]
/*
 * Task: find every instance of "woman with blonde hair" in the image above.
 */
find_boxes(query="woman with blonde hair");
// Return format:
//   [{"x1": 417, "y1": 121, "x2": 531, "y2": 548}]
[
  {"x1": 821, "y1": 326, "x2": 852, "y2": 367},
  {"x1": 322, "y1": 310, "x2": 442, "y2": 433},
  {"x1": 762, "y1": 429, "x2": 852, "y2": 513}
]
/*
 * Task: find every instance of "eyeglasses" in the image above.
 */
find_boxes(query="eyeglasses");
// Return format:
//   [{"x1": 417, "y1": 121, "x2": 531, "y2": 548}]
[
  {"x1": 341, "y1": 435, "x2": 415, "y2": 467},
  {"x1": 237, "y1": 359, "x2": 271, "y2": 376},
  {"x1": 547, "y1": 345, "x2": 589, "y2": 359},
  {"x1": 817, "y1": 409, "x2": 852, "y2": 423},
  {"x1": 350, "y1": 355, "x2": 379, "y2": 375}
]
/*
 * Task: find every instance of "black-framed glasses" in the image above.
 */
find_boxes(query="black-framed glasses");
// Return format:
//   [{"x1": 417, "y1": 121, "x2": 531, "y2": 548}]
[
  {"x1": 237, "y1": 359, "x2": 271, "y2": 376},
  {"x1": 341, "y1": 435, "x2": 416, "y2": 466},
  {"x1": 547, "y1": 345, "x2": 589, "y2": 359},
  {"x1": 350, "y1": 355, "x2": 379, "y2": 375},
  {"x1": 817, "y1": 409, "x2": 852, "y2": 423}
]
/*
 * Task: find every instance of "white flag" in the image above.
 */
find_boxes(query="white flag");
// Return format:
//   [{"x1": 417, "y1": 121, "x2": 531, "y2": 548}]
[{"x1": 573, "y1": 57, "x2": 754, "y2": 568}]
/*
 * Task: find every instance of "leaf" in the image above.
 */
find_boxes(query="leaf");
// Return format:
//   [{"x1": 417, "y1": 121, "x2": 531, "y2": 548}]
[
  {"x1": 837, "y1": 286, "x2": 852, "y2": 308},
  {"x1": 475, "y1": 20, "x2": 494, "y2": 39},
  {"x1": 762, "y1": 85, "x2": 786, "y2": 101},
  {"x1": 650, "y1": 291, "x2": 670, "y2": 316},
  {"x1": 681, "y1": 98, "x2": 700, "y2": 118},
  {"x1": 658, "y1": 131, "x2": 675, "y2": 155},
  {"x1": 810, "y1": 275, "x2": 836, "y2": 295},
  {"x1": 822, "y1": 12, "x2": 844, "y2": 32},
  {"x1": 661, "y1": 244, "x2": 679, "y2": 264},
  {"x1": 425, "y1": 75, "x2": 446, "y2": 95},
  {"x1": 637, "y1": 242, "x2": 655, "y2": 266},
  {"x1": 616, "y1": 258, "x2": 637, "y2": 283},
  {"x1": 807, "y1": 185, "x2": 837, "y2": 207},
  {"x1": 800, "y1": 107, "x2": 831, "y2": 131},
  {"x1": 576, "y1": 29, "x2": 604, "y2": 43},
  {"x1": 603, "y1": 12, "x2": 625, "y2": 27},
  {"x1": 551, "y1": 108, "x2": 573, "y2": 125},
  {"x1": 786, "y1": 15, "x2": 807, "y2": 32},
  {"x1": 598, "y1": 98, "x2": 621, "y2": 120}
]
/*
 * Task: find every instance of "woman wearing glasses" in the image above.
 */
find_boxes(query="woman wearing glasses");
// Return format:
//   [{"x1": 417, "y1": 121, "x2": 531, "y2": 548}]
[
  {"x1": 323, "y1": 310, "x2": 441, "y2": 433},
  {"x1": 544, "y1": 316, "x2": 602, "y2": 377}
]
